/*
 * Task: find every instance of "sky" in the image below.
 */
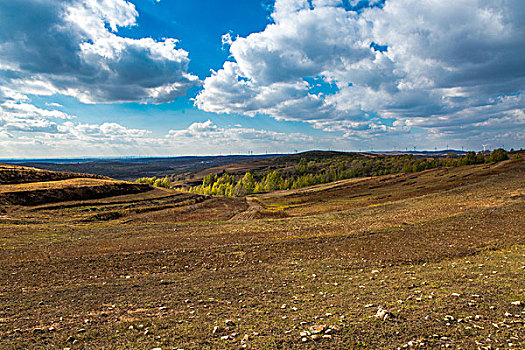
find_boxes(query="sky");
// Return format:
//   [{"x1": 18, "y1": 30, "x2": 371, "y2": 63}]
[{"x1": 0, "y1": 0, "x2": 523, "y2": 158}]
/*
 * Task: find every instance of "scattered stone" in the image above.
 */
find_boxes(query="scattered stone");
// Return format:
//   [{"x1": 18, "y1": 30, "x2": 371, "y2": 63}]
[
  {"x1": 309, "y1": 325, "x2": 327, "y2": 334},
  {"x1": 311, "y1": 334, "x2": 321, "y2": 341},
  {"x1": 32, "y1": 328, "x2": 44, "y2": 334},
  {"x1": 225, "y1": 319, "x2": 235, "y2": 327},
  {"x1": 77, "y1": 329, "x2": 86, "y2": 334},
  {"x1": 511, "y1": 301, "x2": 522, "y2": 306},
  {"x1": 374, "y1": 307, "x2": 393, "y2": 321}
]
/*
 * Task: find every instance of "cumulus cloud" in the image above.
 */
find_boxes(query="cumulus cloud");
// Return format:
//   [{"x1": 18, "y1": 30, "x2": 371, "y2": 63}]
[
  {"x1": 0, "y1": 84, "x2": 153, "y2": 155},
  {"x1": 58, "y1": 121, "x2": 151, "y2": 141},
  {"x1": 0, "y1": 0, "x2": 199, "y2": 104},
  {"x1": 164, "y1": 119, "x2": 320, "y2": 154},
  {"x1": 196, "y1": 0, "x2": 525, "y2": 144},
  {"x1": 0, "y1": 87, "x2": 69, "y2": 135},
  {"x1": 168, "y1": 120, "x2": 312, "y2": 144}
]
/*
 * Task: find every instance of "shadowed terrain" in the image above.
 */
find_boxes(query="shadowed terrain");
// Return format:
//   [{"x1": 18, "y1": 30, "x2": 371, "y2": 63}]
[{"x1": 0, "y1": 158, "x2": 523, "y2": 349}]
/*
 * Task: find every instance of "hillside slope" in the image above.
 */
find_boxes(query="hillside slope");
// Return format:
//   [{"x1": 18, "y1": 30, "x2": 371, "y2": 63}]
[
  {"x1": 0, "y1": 164, "x2": 106, "y2": 184},
  {"x1": 0, "y1": 158, "x2": 523, "y2": 349},
  {"x1": 0, "y1": 164, "x2": 153, "y2": 206}
]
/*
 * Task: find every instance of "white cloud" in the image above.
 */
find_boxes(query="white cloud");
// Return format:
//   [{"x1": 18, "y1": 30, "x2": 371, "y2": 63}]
[
  {"x1": 45, "y1": 102, "x2": 63, "y2": 108},
  {"x1": 0, "y1": 87, "x2": 73, "y2": 135},
  {"x1": 168, "y1": 120, "x2": 312, "y2": 144},
  {"x1": 0, "y1": 85, "x2": 152, "y2": 154},
  {"x1": 0, "y1": 117, "x2": 316, "y2": 158},
  {"x1": 0, "y1": 0, "x2": 199, "y2": 104},
  {"x1": 196, "y1": 0, "x2": 525, "y2": 146},
  {"x1": 221, "y1": 33, "x2": 234, "y2": 48},
  {"x1": 58, "y1": 121, "x2": 150, "y2": 140}
]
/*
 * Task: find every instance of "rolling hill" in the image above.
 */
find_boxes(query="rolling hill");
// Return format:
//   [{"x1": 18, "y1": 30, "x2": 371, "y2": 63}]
[
  {"x1": 0, "y1": 164, "x2": 152, "y2": 207},
  {"x1": 0, "y1": 156, "x2": 523, "y2": 349}
]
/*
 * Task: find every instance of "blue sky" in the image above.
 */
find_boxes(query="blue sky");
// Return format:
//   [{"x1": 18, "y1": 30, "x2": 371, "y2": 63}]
[{"x1": 0, "y1": 0, "x2": 523, "y2": 157}]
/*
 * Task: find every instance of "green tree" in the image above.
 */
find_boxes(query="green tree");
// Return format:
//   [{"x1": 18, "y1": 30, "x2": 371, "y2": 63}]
[
  {"x1": 488, "y1": 148, "x2": 508, "y2": 162},
  {"x1": 264, "y1": 171, "x2": 283, "y2": 191},
  {"x1": 153, "y1": 176, "x2": 172, "y2": 188},
  {"x1": 240, "y1": 172, "x2": 256, "y2": 193}
]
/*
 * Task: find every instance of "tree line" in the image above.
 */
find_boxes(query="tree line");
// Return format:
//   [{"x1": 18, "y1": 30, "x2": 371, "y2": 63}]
[{"x1": 182, "y1": 149, "x2": 509, "y2": 197}]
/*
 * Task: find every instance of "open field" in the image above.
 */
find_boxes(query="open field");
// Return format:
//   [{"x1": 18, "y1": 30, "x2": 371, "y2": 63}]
[{"x1": 0, "y1": 158, "x2": 523, "y2": 349}]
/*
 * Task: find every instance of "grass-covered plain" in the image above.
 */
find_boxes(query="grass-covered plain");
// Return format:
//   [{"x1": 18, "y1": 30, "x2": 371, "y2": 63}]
[{"x1": 0, "y1": 157, "x2": 523, "y2": 349}]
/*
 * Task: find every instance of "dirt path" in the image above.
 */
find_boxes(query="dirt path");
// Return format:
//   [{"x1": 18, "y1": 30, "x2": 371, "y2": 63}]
[{"x1": 229, "y1": 196, "x2": 268, "y2": 220}]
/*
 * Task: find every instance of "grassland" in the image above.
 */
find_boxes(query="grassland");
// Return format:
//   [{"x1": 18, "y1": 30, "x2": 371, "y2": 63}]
[{"x1": 0, "y1": 157, "x2": 523, "y2": 349}]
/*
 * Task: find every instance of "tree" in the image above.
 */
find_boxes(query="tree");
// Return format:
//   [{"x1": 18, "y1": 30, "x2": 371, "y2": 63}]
[
  {"x1": 153, "y1": 177, "x2": 172, "y2": 188},
  {"x1": 488, "y1": 148, "x2": 508, "y2": 162},
  {"x1": 464, "y1": 151, "x2": 476, "y2": 165},
  {"x1": 203, "y1": 173, "x2": 214, "y2": 187},
  {"x1": 264, "y1": 171, "x2": 283, "y2": 191},
  {"x1": 240, "y1": 172, "x2": 255, "y2": 193},
  {"x1": 296, "y1": 157, "x2": 308, "y2": 175}
]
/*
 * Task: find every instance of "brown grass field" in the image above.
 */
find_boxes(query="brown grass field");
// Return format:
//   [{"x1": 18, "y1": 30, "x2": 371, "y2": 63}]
[{"x1": 0, "y1": 158, "x2": 523, "y2": 349}]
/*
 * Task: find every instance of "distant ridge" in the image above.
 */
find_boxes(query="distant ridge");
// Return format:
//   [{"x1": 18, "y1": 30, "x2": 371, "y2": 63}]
[
  {"x1": 371, "y1": 150, "x2": 468, "y2": 156},
  {"x1": 2, "y1": 154, "x2": 282, "y2": 181}
]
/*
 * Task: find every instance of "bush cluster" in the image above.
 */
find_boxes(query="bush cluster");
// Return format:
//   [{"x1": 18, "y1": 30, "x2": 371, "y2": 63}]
[{"x1": 135, "y1": 176, "x2": 172, "y2": 188}]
